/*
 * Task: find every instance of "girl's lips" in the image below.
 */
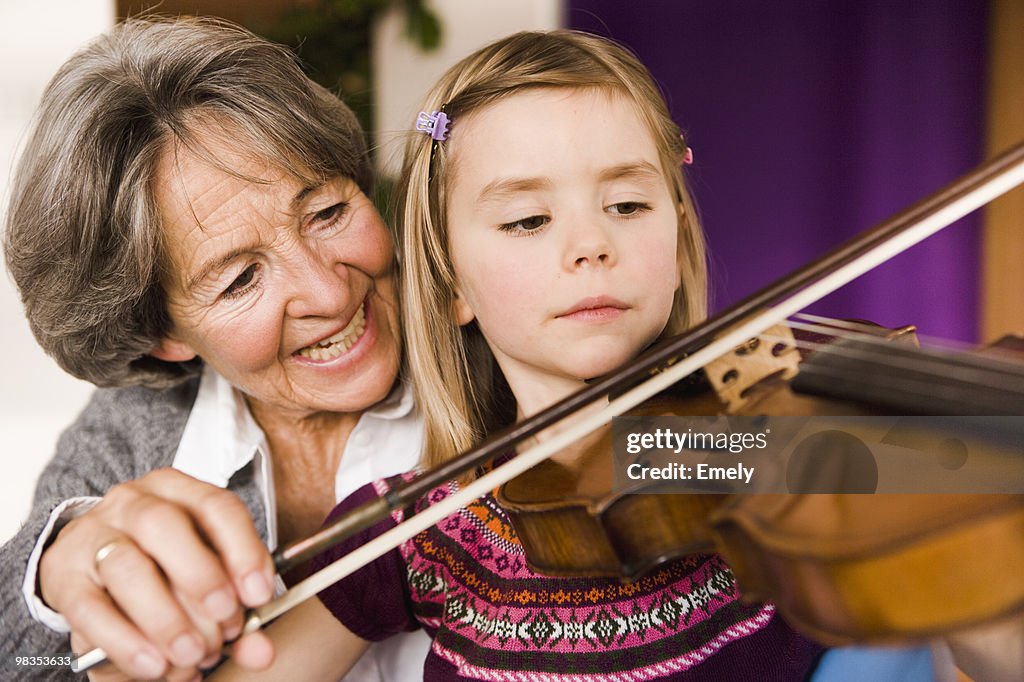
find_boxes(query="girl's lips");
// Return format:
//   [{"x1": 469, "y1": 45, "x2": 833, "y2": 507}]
[
  {"x1": 556, "y1": 296, "x2": 629, "y2": 319},
  {"x1": 558, "y1": 306, "x2": 626, "y2": 322}
]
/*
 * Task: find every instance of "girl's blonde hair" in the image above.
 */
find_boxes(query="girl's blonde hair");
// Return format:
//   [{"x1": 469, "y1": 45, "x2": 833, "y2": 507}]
[{"x1": 396, "y1": 30, "x2": 708, "y2": 470}]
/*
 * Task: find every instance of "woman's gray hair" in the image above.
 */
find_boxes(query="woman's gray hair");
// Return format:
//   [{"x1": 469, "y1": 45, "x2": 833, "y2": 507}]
[{"x1": 4, "y1": 16, "x2": 372, "y2": 388}]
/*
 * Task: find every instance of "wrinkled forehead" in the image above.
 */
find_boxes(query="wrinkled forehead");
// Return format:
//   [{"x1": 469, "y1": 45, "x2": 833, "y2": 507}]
[
  {"x1": 153, "y1": 126, "x2": 285, "y2": 236},
  {"x1": 162, "y1": 113, "x2": 324, "y2": 191},
  {"x1": 151, "y1": 125, "x2": 329, "y2": 290}
]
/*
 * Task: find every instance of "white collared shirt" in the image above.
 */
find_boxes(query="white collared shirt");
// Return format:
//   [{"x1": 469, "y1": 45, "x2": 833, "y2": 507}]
[{"x1": 25, "y1": 365, "x2": 431, "y2": 680}]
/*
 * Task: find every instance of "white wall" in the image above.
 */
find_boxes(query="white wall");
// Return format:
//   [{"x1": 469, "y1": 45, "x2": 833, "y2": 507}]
[
  {"x1": 0, "y1": 2, "x2": 114, "y2": 543},
  {"x1": 373, "y1": 0, "x2": 563, "y2": 178}
]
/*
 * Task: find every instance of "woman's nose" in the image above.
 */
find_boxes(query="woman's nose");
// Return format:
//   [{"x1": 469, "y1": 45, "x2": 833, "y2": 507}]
[{"x1": 284, "y1": 246, "x2": 350, "y2": 319}]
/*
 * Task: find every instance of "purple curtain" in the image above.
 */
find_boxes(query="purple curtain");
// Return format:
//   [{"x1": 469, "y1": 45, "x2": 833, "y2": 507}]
[{"x1": 569, "y1": 1, "x2": 988, "y2": 341}]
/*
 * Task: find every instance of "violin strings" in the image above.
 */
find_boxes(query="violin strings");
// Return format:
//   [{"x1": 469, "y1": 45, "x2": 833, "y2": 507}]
[
  {"x1": 792, "y1": 313, "x2": 978, "y2": 353},
  {"x1": 786, "y1": 363, "x2": 1024, "y2": 415},
  {"x1": 783, "y1": 317, "x2": 1020, "y2": 385},
  {"x1": 758, "y1": 339, "x2": 1024, "y2": 413},
  {"x1": 781, "y1": 315, "x2": 973, "y2": 360},
  {"x1": 764, "y1": 322, "x2": 1019, "y2": 386},
  {"x1": 751, "y1": 318, "x2": 1024, "y2": 406}
]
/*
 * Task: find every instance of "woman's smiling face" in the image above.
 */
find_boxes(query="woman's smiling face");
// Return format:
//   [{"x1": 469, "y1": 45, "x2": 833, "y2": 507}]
[{"x1": 152, "y1": 127, "x2": 401, "y2": 417}]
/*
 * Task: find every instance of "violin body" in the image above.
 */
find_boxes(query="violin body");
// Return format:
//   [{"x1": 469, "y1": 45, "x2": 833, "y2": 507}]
[
  {"x1": 498, "y1": 395, "x2": 727, "y2": 580},
  {"x1": 498, "y1": 322, "x2": 1024, "y2": 644},
  {"x1": 713, "y1": 492, "x2": 1024, "y2": 644}
]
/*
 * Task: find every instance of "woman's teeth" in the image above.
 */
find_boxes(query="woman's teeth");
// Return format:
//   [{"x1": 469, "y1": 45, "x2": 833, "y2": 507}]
[{"x1": 297, "y1": 304, "x2": 367, "y2": 360}]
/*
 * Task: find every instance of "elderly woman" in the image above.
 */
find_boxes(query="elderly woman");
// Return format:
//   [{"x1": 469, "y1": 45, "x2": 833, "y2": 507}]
[{"x1": 1, "y1": 17, "x2": 429, "y2": 681}]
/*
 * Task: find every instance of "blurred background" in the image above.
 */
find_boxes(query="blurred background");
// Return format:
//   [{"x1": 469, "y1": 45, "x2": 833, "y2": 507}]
[{"x1": 1, "y1": 0, "x2": 1021, "y2": 542}]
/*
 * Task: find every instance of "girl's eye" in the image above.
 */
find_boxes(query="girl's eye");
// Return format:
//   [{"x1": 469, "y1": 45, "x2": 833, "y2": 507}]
[
  {"x1": 223, "y1": 264, "x2": 260, "y2": 299},
  {"x1": 607, "y1": 201, "x2": 651, "y2": 216},
  {"x1": 499, "y1": 215, "x2": 549, "y2": 234},
  {"x1": 307, "y1": 202, "x2": 349, "y2": 232}
]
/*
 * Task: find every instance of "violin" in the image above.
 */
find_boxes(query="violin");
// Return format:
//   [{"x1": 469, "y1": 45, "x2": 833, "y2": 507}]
[
  {"x1": 72, "y1": 141, "x2": 1024, "y2": 671},
  {"x1": 494, "y1": 320, "x2": 917, "y2": 581},
  {"x1": 497, "y1": 318, "x2": 1024, "y2": 644},
  {"x1": 711, "y1": 327, "x2": 1024, "y2": 644}
]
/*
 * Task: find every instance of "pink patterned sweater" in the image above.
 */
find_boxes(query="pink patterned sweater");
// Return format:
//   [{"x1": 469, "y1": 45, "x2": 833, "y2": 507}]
[{"x1": 313, "y1": 474, "x2": 823, "y2": 680}]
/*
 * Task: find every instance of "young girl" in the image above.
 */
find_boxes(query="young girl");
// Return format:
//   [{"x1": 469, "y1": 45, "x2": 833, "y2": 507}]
[{"x1": 213, "y1": 30, "x2": 824, "y2": 680}]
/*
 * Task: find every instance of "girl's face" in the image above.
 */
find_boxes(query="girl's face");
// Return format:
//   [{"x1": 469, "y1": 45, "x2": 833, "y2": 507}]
[
  {"x1": 447, "y1": 88, "x2": 681, "y2": 416},
  {"x1": 152, "y1": 126, "x2": 401, "y2": 419}
]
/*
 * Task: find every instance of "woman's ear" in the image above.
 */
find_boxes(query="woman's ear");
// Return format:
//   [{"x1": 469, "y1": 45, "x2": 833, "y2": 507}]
[{"x1": 150, "y1": 336, "x2": 198, "y2": 362}]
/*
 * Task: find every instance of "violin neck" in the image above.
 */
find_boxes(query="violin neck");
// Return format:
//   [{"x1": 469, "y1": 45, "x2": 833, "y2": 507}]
[{"x1": 792, "y1": 338, "x2": 1024, "y2": 415}]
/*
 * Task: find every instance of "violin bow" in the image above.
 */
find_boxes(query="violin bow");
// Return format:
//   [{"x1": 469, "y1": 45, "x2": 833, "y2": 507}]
[{"x1": 71, "y1": 140, "x2": 1024, "y2": 673}]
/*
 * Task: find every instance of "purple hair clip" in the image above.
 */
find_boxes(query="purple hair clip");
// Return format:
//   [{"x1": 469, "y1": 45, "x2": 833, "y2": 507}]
[{"x1": 416, "y1": 110, "x2": 450, "y2": 141}]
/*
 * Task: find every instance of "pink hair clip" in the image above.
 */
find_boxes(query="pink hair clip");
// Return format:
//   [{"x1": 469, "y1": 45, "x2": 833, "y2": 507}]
[
  {"x1": 682, "y1": 147, "x2": 694, "y2": 166},
  {"x1": 416, "y1": 110, "x2": 450, "y2": 141}
]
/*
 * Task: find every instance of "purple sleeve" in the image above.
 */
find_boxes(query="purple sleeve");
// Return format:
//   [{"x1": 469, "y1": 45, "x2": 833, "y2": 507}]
[{"x1": 311, "y1": 481, "x2": 419, "y2": 641}]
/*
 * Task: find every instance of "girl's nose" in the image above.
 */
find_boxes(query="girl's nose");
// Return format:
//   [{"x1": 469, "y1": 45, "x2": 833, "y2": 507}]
[
  {"x1": 565, "y1": 220, "x2": 616, "y2": 270},
  {"x1": 574, "y1": 249, "x2": 610, "y2": 268},
  {"x1": 284, "y1": 246, "x2": 350, "y2": 319}
]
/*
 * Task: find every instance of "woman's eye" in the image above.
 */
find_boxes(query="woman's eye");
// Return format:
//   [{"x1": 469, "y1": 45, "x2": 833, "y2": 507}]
[
  {"x1": 308, "y1": 202, "x2": 349, "y2": 232},
  {"x1": 607, "y1": 201, "x2": 650, "y2": 216},
  {"x1": 223, "y1": 264, "x2": 260, "y2": 298},
  {"x1": 499, "y1": 215, "x2": 549, "y2": 234}
]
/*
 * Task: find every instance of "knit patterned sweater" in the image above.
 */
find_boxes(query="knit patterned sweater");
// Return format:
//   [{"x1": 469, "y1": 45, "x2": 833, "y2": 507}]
[{"x1": 314, "y1": 474, "x2": 823, "y2": 680}]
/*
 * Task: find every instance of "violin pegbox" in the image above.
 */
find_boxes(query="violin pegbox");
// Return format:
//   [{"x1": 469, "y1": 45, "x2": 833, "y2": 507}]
[{"x1": 704, "y1": 323, "x2": 801, "y2": 413}]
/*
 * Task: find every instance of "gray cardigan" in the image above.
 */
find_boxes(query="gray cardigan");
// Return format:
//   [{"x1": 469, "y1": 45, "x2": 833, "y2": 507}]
[{"x1": 0, "y1": 378, "x2": 268, "y2": 680}]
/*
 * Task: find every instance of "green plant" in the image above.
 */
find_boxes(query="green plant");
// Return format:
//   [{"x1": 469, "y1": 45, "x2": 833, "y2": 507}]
[{"x1": 253, "y1": 0, "x2": 442, "y2": 152}]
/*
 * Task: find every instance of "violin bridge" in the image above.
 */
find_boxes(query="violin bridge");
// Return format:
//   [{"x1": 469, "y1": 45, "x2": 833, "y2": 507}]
[{"x1": 705, "y1": 323, "x2": 801, "y2": 413}]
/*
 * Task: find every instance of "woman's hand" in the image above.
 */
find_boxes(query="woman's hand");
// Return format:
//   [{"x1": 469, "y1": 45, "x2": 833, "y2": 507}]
[
  {"x1": 39, "y1": 468, "x2": 277, "y2": 679},
  {"x1": 70, "y1": 629, "x2": 275, "y2": 681}
]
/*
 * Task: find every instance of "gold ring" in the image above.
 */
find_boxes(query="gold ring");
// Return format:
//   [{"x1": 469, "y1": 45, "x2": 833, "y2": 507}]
[{"x1": 93, "y1": 538, "x2": 127, "y2": 575}]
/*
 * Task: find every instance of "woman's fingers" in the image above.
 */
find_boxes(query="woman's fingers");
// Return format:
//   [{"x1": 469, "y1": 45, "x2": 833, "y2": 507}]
[
  {"x1": 38, "y1": 469, "x2": 276, "y2": 678},
  {"x1": 108, "y1": 486, "x2": 246, "y2": 632},
  {"x1": 101, "y1": 469, "x2": 275, "y2": 615},
  {"x1": 71, "y1": 632, "x2": 131, "y2": 682},
  {"x1": 96, "y1": 539, "x2": 208, "y2": 669},
  {"x1": 42, "y1": 530, "x2": 175, "y2": 678},
  {"x1": 138, "y1": 472, "x2": 276, "y2": 609},
  {"x1": 179, "y1": 483, "x2": 276, "y2": 608},
  {"x1": 65, "y1": 589, "x2": 168, "y2": 679},
  {"x1": 72, "y1": 630, "x2": 204, "y2": 682}
]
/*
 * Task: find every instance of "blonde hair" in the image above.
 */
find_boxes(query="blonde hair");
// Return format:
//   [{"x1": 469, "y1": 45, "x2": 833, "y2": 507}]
[{"x1": 396, "y1": 30, "x2": 708, "y2": 470}]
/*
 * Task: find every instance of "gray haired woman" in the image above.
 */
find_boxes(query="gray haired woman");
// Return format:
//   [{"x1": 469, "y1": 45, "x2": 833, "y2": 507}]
[{"x1": 1, "y1": 17, "x2": 428, "y2": 680}]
